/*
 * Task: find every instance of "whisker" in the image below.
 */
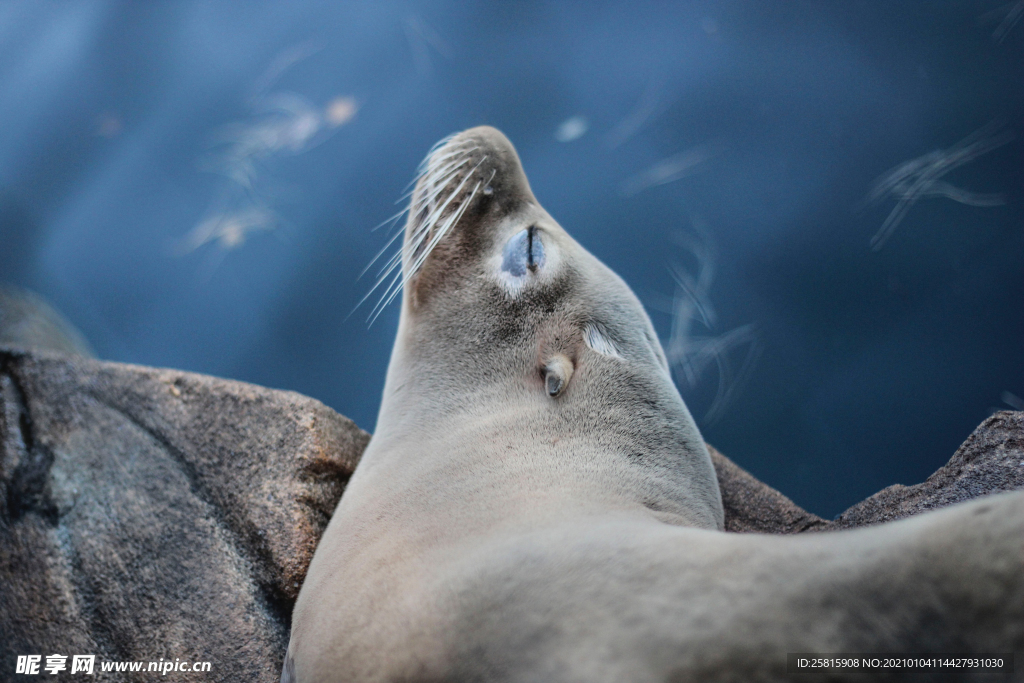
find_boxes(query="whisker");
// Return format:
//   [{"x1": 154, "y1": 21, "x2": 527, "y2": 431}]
[
  {"x1": 404, "y1": 171, "x2": 483, "y2": 279},
  {"x1": 359, "y1": 224, "x2": 409, "y2": 280},
  {"x1": 407, "y1": 158, "x2": 479, "y2": 252},
  {"x1": 370, "y1": 207, "x2": 410, "y2": 233},
  {"x1": 355, "y1": 135, "x2": 487, "y2": 325},
  {"x1": 405, "y1": 156, "x2": 487, "y2": 271},
  {"x1": 365, "y1": 268, "x2": 405, "y2": 324}
]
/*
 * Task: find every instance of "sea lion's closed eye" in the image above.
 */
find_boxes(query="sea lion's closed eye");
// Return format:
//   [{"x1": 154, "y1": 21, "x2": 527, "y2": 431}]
[{"x1": 501, "y1": 226, "x2": 545, "y2": 276}]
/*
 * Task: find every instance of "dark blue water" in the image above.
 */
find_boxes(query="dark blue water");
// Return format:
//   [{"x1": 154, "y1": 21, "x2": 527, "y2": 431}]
[{"x1": 2, "y1": 1, "x2": 1021, "y2": 518}]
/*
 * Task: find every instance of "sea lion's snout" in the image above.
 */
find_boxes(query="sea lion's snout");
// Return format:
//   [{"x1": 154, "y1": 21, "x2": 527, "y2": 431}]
[
  {"x1": 401, "y1": 127, "x2": 541, "y2": 304},
  {"x1": 436, "y1": 126, "x2": 535, "y2": 209}
]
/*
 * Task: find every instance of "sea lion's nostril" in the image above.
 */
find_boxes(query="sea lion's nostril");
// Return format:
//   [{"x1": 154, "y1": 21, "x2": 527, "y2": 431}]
[
  {"x1": 546, "y1": 372, "x2": 562, "y2": 396},
  {"x1": 544, "y1": 354, "x2": 574, "y2": 398}
]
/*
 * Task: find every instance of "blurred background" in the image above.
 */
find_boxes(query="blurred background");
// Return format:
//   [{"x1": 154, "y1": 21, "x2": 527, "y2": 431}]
[{"x1": 1, "y1": 1, "x2": 1021, "y2": 518}]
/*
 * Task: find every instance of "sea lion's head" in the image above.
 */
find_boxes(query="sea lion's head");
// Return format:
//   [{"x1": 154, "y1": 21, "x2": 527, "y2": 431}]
[{"x1": 374, "y1": 126, "x2": 723, "y2": 530}]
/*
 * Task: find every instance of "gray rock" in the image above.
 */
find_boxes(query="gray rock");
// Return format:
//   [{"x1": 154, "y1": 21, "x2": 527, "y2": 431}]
[
  {"x1": 2, "y1": 342, "x2": 1021, "y2": 680},
  {"x1": 827, "y1": 410, "x2": 1024, "y2": 530},
  {"x1": 708, "y1": 445, "x2": 828, "y2": 533},
  {"x1": 711, "y1": 410, "x2": 1024, "y2": 534},
  {"x1": 0, "y1": 347, "x2": 368, "y2": 681},
  {"x1": 0, "y1": 287, "x2": 95, "y2": 358}
]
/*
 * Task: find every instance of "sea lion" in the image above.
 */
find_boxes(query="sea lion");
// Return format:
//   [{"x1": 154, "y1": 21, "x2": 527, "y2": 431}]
[{"x1": 285, "y1": 127, "x2": 1024, "y2": 682}]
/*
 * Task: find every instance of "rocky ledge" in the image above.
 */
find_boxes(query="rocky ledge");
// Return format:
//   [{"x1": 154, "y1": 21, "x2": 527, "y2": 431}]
[
  {"x1": 0, "y1": 347, "x2": 367, "y2": 682},
  {"x1": 1, "y1": 346, "x2": 1021, "y2": 681}
]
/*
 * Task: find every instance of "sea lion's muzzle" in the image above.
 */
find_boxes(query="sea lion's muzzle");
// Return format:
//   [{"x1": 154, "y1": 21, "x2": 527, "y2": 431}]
[{"x1": 400, "y1": 127, "x2": 551, "y2": 307}]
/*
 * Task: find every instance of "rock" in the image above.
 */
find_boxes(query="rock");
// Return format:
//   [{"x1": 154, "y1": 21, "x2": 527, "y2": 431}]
[
  {"x1": 0, "y1": 347, "x2": 368, "y2": 682},
  {"x1": 2, "y1": 341, "x2": 1022, "y2": 680},
  {"x1": 708, "y1": 445, "x2": 827, "y2": 533},
  {"x1": 0, "y1": 287, "x2": 95, "y2": 358},
  {"x1": 710, "y1": 410, "x2": 1024, "y2": 534},
  {"x1": 827, "y1": 410, "x2": 1024, "y2": 530}
]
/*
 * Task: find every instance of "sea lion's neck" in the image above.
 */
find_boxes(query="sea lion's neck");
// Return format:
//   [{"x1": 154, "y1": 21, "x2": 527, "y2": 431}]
[{"x1": 359, "y1": 351, "x2": 723, "y2": 537}]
